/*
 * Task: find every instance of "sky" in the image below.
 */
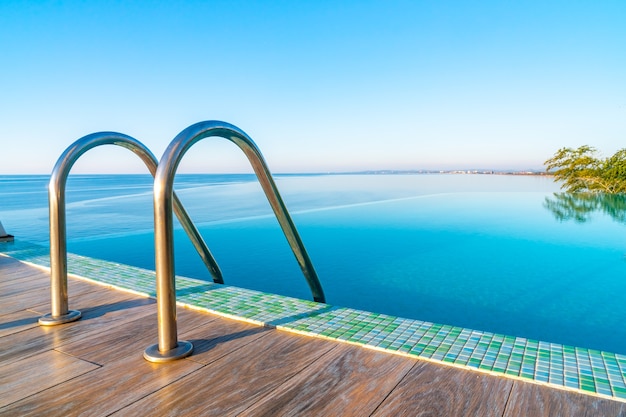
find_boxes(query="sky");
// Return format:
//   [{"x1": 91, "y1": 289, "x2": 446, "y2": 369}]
[{"x1": 1, "y1": 0, "x2": 625, "y2": 174}]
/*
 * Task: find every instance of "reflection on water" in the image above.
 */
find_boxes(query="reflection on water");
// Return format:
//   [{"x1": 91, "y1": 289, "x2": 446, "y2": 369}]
[{"x1": 544, "y1": 193, "x2": 626, "y2": 224}]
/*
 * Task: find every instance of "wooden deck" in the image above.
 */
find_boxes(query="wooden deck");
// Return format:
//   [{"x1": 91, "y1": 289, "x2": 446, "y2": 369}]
[{"x1": 1, "y1": 254, "x2": 625, "y2": 416}]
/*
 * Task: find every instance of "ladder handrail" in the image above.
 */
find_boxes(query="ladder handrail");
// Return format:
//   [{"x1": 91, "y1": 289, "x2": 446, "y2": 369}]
[
  {"x1": 39, "y1": 132, "x2": 223, "y2": 326},
  {"x1": 144, "y1": 120, "x2": 325, "y2": 362}
]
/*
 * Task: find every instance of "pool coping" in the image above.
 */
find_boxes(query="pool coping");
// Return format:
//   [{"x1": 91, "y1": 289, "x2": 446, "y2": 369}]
[{"x1": 2, "y1": 239, "x2": 626, "y2": 403}]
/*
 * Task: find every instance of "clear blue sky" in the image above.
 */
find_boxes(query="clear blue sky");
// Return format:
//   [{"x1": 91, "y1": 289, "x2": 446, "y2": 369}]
[{"x1": 1, "y1": 0, "x2": 625, "y2": 174}]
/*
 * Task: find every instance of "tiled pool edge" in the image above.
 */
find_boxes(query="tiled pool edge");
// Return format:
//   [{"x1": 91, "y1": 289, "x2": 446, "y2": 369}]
[{"x1": 3, "y1": 240, "x2": 626, "y2": 403}]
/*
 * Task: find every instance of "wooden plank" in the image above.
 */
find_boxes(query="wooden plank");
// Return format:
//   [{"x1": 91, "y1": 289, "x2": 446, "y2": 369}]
[
  {"x1": 240, "y1": 344, "x2": 417, "y2": 417},
  {"x1": 0, "y1": 352, "x2": 202, "y2": 416},
  {"x1": 504, "y1": 381, "x2": 626, "y2": 417},
  {"x1": 371, "y1": 360, "x2": 513, "y2": 416},
  {"x1": 0, "y1": 292, "x2": 155, "y2": 365},
  {"x1": 110, "y1": 331, "x2": 339, "y2": 416},
  {"x1": 0, "y1": 267, "x2": 50, "y2": 293},
  {"x1": 179, "y1": 315, "x2": 272, "y2": 365},
  {"x1": 0, "y1": 350, "x2": 100, "y2": 408},
  {"x1": 0, "y1": 309, "x2": 40, "y2": 338},
  {"x1": 0, "y1": 278, "x2": 103, "y2": 317},
  {"x1": 0, "y1": 286, "x2": 52, "y2": 316},
  {"x1": 0, "y1": 256, "x2": 42, "y2": 282},
  {"x1": 25, "y1": 278, "x2": 115, "y2": 316},
  {"x1": 52, "y1": 303, "x2": 157, "y2": 364},
  {"x1": 57, "y1": 306, "x2": 217, "y2": 365}
]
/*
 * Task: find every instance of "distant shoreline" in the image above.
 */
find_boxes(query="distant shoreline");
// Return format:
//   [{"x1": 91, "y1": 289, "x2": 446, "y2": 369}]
[
  {"x1": 309, "y1": 170, "x2": 551, "y2": 176},
  {"x1": 0, "y1": 170, "x2": 551, "y2": 177}
]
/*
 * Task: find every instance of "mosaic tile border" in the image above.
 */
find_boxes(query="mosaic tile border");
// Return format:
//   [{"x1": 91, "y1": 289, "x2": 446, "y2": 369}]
[{"x1": 3, "y1": 240, "x2": 626, "y2": 402}]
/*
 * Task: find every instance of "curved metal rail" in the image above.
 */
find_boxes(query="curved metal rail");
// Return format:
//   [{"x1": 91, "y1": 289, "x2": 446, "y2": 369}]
[
  {"x1": 144, "y1": 120, "x2": 325, "y2": 362},
  {"x1": 39, "y1": 132, "x2": 223, "y2": 326}
]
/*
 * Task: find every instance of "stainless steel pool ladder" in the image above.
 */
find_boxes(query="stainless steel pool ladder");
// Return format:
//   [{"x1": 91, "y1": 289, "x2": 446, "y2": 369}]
[
  {"x1": 40, "y1": 121, "x2": 325, "y2": 364},
  {"x1": 39, "y1": 132, "x2": 224, "y2": 326}
]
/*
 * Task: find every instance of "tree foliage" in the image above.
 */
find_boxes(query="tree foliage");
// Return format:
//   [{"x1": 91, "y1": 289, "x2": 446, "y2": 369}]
[{"x1": 544, "y1": 146, "x2": 626, "y2": 193}]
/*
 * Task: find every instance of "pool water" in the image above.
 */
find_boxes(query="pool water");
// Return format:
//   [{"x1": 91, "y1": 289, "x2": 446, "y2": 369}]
[{"x1": 2, "y1": 173, "x2": 626, "y2": 355}]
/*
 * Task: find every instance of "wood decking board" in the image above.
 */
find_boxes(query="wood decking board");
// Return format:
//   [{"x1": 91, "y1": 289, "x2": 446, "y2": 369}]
[
  {"x1": 113, "y1": 332, "x2": 340, "y2": 416},
  {"x1": 0, "y1": 289, "x2": 50, "y2": 316},
  {"x1": 2, "y1": 255, "x2": 626, "y2": 416},
  {"x1": 0, "y1": 257, "x2": 102, "y2": 316},
  {"x1": 53, "y1": 303, "x2": 158, "y2": 364},
  {"x1": 239, "y1": 344, "x2": 417, "y2": 417},
  {"x1": 0, "y1": 256, "x2": 43, "y2": 281},
  {"x1": 371, "y1": 360, "x2": 513, "y2": 417},
  {"x1": 179, "y1": 317, "x2": 272, "y2": 366},
  {"x1": 57, "y1": 306, "x2": 217, "y2": 365},
  {"x1": 25, "y1": 279, "x2": 123, "y2": 316},
  {"x1": 1, "y1": 353, "x2": 203, "y2": 416},
  {"x1": 0, "y1": 309, "x2": 41, "y2": 338},
  {"x1": 0, "y1": 350, "x2": 100, "y2": 408},
  {"x1": 0, "y1": 270, "x2": 50, "y2": 294},
  {"x1": 0, "y1": 294, "x2": 154, "y2": 365}
]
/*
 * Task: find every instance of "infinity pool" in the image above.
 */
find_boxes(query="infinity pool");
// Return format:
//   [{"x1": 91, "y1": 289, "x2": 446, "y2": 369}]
[{"x1": 2, "y1": 173, "x2": 626, "y2": 354}]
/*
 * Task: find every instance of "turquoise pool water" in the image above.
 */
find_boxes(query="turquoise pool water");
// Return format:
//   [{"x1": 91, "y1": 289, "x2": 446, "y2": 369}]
[{"x1": 2, "y1": 173, "x2": 626, "y2": 355}]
